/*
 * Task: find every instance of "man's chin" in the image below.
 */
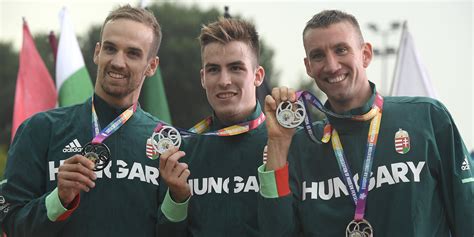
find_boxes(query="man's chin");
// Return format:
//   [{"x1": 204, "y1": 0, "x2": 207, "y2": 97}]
[
  {"x1": 101, "y1": 85, "x2": 130, "y2": 98},
  {"x1": 104, "y1": 89, "x2": 129, "y2": 99}
]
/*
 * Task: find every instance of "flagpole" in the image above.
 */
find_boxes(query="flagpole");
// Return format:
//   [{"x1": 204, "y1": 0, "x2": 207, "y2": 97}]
[
  {"x1": 389, "y1": 21, "x2": 407, "y2": 95},
  {"x1": 48, "y1": 31, "x2": 58, "y2": 62}
]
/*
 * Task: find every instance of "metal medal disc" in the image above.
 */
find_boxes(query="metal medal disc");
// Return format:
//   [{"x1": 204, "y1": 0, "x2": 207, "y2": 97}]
[
  {"x1": 151, "y1": 125, "x2": 182, "y2": 154},
  {"x1": 276, "y1": 100, "x2": 306, "y2": 128},
  {"x1": 81, "y1": 142, "x2": 111, "y2": 171},
  {"x1": 346, "y1": 219, "x2": 373, "y2": 237}
]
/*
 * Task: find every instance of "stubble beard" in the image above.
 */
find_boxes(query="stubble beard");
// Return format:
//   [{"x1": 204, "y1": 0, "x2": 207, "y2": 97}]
[{"x1": 99, "y1": 73, "x2": 134, "y2": 99}]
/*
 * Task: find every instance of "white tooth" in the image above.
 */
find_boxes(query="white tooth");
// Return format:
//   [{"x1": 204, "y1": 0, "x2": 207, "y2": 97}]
[
  {"x1": 218, "y1": 93, "x2": 234, "y2": 99},
  {"x1": 328, "y1": 74, "x2": 346, "y2": 83},
  {"x1": 109, "y1": 72, "x2": 125, "y2": 79}
]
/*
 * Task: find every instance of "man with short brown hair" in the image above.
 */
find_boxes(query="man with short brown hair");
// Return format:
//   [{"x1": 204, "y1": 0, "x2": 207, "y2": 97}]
[
  {"x1": 1, "y1": 5, "x2": 165, "y2": 236},
  {"x1": 158, "y1": 18, "x2": 267, "y2": 236}
]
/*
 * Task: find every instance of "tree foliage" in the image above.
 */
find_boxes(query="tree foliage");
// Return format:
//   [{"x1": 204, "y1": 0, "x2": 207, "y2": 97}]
[{"x1": 0, "y1": 42, "x2": 18, "y2": 145}]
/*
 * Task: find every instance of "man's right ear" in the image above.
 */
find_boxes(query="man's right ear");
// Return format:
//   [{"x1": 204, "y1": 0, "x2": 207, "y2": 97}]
[
  {"x1": 200, "y1": 69, "x2": 206, "y2": 89},
  {"x1": 304, "y1": 57, "x2": 311, "y2": 76},
  {"x1": 93, "y1": 42, "x2": 101, "y2": 65}
]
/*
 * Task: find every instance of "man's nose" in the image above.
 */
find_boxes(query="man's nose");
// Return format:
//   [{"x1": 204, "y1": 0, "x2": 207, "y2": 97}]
[
  {"x1": 323, "y1": 53, "x2": 341, "y2": 73},
  {"x1": 218, "y1": 70, "x2": 232, "y2": 87},
  {"x1": 110, "y1": 52, "x2": 126, "y2": 69}
]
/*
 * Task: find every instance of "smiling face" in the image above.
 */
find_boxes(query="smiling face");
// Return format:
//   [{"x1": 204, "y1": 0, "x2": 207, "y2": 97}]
[
  {"x1": 200, "y1": 41, "x2": 264, "y2": 124},
  {"x1": 93, "y1": 18, "x2": 158, "y2": 108},
  {"x1": 303, "y1": 21, "x2": 372, "y2": 113}
]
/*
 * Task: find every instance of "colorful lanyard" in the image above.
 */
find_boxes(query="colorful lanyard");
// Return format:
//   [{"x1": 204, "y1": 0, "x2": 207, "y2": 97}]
[
  {"x1": 297, "y1": 91, "x2": 382, "y2": 143},
  {"x1": 152, "y1": 111, "x2": 266, "y2": 137},
  {"x1": 91, "y1": 97, "x2": 137, "y2": 144},
  {"x1": 328, "y1": 94, "x2": 383, "y2": 221}
]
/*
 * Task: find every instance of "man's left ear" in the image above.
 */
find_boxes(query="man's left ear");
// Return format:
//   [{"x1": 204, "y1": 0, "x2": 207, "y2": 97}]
[
  {"x1": 145, "y1": 56, "x2": 159, "y2": 77},
  {"x1": 362, "y1": 42, "x2": 373, "y2": 68},
  {"x1": 254, "y1": 66, "x2": 265, "y2": 87}
]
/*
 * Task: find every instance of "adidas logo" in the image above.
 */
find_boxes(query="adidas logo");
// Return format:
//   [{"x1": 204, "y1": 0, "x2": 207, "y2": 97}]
[
  {"x1": 461, "y1": 157, "x2": 470, "y2": 171},
  {"x1": 62, "y1": 139, "x2": 83, "y2": 153}
]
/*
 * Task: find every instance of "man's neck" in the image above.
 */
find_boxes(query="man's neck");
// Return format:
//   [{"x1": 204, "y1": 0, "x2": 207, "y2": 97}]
[
  {"x1": 330, "y1": 83, "x2": 372, "y2": 113},
  {"x1": 216, "y1": 105, "x2": 256, "y2": 126},
  {"x1": 95, "y1": 92, "x2": 136, "y2": 109}
]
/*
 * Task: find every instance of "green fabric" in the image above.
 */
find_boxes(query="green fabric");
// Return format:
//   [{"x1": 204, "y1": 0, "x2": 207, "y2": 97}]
[
  {"x1": 45, "y1": 188, "x2": 67, "y2": 221},
  {"x1": 257, "y1": 164, "x2": 279, "y2": 198},
  {"x1": 157, "y1": 102, "x2": 268, "y2": 237},
  {"x1": 161, "y1": 189, "x2": 189, "y2": 222},
  {"x1": 141, "y1": 67, "x2": 172, "y2": 124},
  {"x1": 1, "y1": 95, "x2": 163, "y2": 236},
  {"x1": 259, "y1": 83, "x2": 474, "y2": 237},
  {"x1": 58, "y1": 67, "x2": 93, "y2": 107}
]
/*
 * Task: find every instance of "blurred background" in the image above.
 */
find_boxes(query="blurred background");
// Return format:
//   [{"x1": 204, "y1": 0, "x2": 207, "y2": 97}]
[{"x1": 0, "y1": 0, "x2": 473, "y2": 179}]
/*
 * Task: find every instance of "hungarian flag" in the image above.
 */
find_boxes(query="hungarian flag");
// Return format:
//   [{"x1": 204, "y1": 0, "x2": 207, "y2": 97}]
[
  {"x1": 11, "y1": 20, "x2": 57, "y2": 140},
  {"x1": 56, "y1": 7, "x2": 93, "y2": 107}
]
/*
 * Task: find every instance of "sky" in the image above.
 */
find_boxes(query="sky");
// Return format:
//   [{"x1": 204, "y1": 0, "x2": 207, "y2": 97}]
[{"x1": 0, "y1": 0, "x2": 473, "y2": 150}]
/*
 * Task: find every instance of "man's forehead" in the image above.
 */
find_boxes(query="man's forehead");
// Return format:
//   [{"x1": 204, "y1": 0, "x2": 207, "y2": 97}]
[
  {"x1": 102, "y1": 19, "x2": 153, "y2": 39},
  {"x1": 304, "y1": 23, "x2": 358, "y2": 47},
  {"x1": 101, "y1": 19, "x2": 153, "y2": 50},
  {"x1": 202, "y1": 41, "x2": 256, "y2": 65}
]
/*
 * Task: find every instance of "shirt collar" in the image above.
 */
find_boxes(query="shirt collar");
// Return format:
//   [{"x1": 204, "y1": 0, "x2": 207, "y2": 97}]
[{"x1": 325, "y1": 81, "x2": 378, "y2": 128}]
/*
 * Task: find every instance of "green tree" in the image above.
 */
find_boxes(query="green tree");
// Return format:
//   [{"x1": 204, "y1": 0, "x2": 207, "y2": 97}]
[
  {"x1": 81, "y1": 26, "x2": 100, "y2": 86},
  {"x1": 0, "y1": 42, "x2": 18, "y2": 146},
  {"x1": 33, "y1": 33, "x2": 56, "y2": 79}
]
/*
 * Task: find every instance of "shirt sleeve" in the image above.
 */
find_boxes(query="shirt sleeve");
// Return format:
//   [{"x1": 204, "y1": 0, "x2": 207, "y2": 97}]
[
  {"x1": 432, "y1": 102, "x2": 474, "y2": 237},
  {"x1": 160, "y1": 189, "x2": 189, "y2": 222},
  {"x1": 0, "y1": 115, "x2": 73, "y2": 237},
  {"x1": 258, "y1": 164, "x2": 291, "y2": 198},
  {"x1": 156, "y1": 179, "x2": 189, "y2": 237},
  {"x1": 258, "y1": 163, "x2": 300, "y2": 237}
]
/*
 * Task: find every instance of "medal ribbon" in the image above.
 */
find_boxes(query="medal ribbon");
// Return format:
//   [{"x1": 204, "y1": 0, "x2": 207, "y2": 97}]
[
  {"x1": 152, "y1": 111, "x2": 266, "y2": 137},
  {"x1": 91, "y1": 97, "x2": 137, "y2": 144},
  {"x1": 296, "y1": 91, "x2": 383, "y2": 143},
  {"x1": 329, "y1": 94, "x2": 383, "y2": 221}
]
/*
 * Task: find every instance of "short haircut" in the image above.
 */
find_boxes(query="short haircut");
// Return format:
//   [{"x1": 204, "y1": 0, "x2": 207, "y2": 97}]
[
  {"x1": 199, "y1": 18, "x2": 260, "y2": 64},
  {"x1": 303, "y1": 10, "x2": 364, "y2": 45},
  {"x1": 100, "y1": 4, "x2": 162, "y2": 58}
]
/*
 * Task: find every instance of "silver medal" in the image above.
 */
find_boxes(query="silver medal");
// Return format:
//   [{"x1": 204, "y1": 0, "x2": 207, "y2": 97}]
[
  {"x1": 346, "y1": 219, "x2": 373, "y2": 237},
  {"x1": 81, "y1": 142, "x2": 111, "y2": 171},
  {"x1": 151, "y1": 125, "x2": 182, "y2": 154},
  {"x1": 276, "y1": 100, "x2": 306, "y2": 128}
]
